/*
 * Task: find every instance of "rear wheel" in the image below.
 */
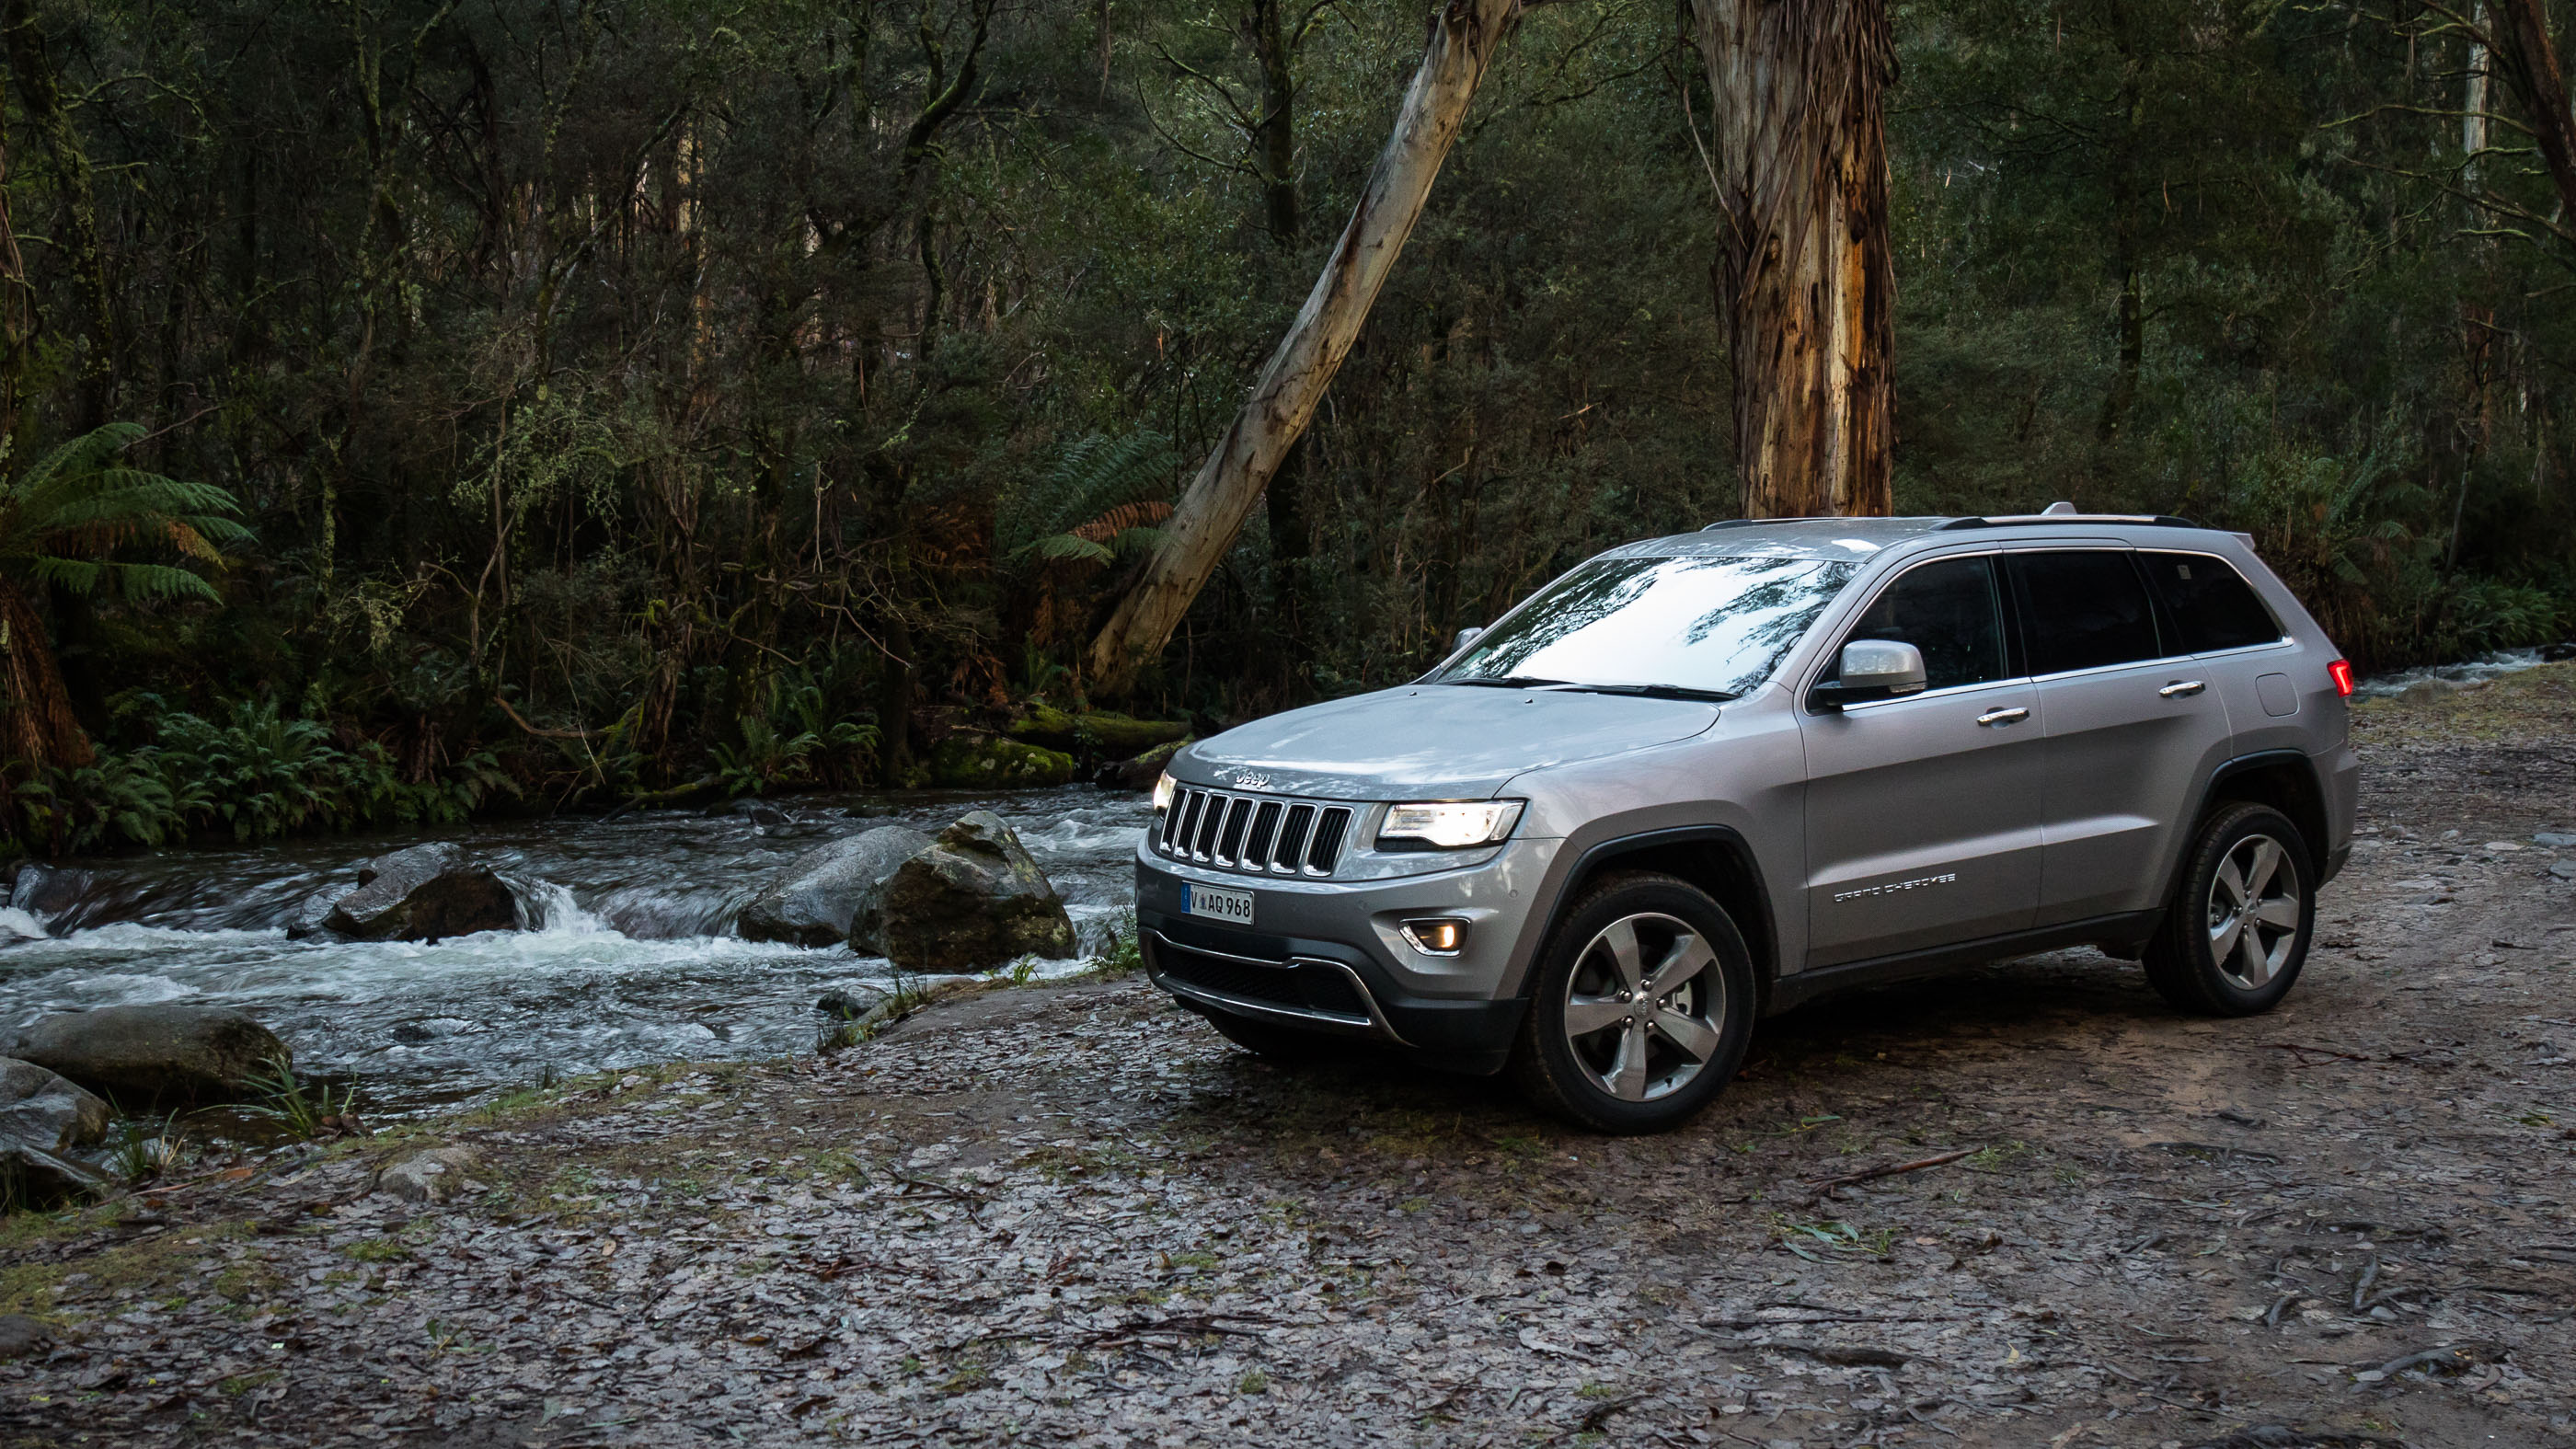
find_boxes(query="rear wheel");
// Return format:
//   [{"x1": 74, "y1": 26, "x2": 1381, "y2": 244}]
[
  {"x1": 2142, "y1": 802, "x2": 2315, "y2": 1016},
  {"x1": 1508, "y1": 873, "x2": 1754, "y2": 1133}
]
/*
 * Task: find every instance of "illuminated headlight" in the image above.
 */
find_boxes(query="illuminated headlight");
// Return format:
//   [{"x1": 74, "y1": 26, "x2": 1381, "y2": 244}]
[
  {"x1": 1377, "y1": 799, "x2": 1524, "y2": 849},
  {"x1": 1151, "y1": 773, "x2": 1177, "y2": 813}
]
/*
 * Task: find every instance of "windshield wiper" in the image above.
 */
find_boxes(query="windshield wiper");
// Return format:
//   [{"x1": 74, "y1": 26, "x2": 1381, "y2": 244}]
[
  {"x1": 1437, "y1": 674, "x2": 1573, "y2": 690},
  {"x1": 1556, "y1": 683, "x2": 1739, "y2": 702}
]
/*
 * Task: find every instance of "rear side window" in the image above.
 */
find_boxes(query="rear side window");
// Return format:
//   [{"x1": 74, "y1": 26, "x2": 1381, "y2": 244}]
[
  {"x1": 1835, "y1": 556, "x2": 2007, "y2": 691},
  {"x1": 2139, "y1": 551, "x2": 2283, "y2": 652},
  {"x1": 2010, "y1": 550, "x2": 2161, "y2": 674}
]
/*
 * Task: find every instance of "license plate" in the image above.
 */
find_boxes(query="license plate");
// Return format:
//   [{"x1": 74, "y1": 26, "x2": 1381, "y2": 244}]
[{"x1": 1182, "y1": 881, "x2": 1255, "y2": 926}]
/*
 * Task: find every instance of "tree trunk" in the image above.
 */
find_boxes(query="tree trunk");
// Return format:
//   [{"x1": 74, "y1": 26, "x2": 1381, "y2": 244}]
[
  {"x1": 1085, "y1": 0, "x2": 1528, "y2": 698},
  {"x1": 1250, "y1": 0, "x2": 1301, "y2": 242},
  {"x1": 1688, "y1": 0, "x2": 1895, "y2": 520},
  {"x1": 2491, "y1": 0, "x2": 2576, "y2": 226}
]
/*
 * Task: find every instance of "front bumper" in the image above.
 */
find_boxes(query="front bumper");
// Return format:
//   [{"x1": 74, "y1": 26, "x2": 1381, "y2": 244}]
[{"x1": 1134, "y1": 840, "x2": 1559, "y2": 1074}]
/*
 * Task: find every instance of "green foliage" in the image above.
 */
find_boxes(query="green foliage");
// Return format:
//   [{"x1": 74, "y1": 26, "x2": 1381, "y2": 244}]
[
  {"x1": 996, "y1": 431, "x2": 1182, "y2": 570},
  {"x1": 236, "y1": 1058, "x2": 359, "y2": 1141},
  {"x1": 10, "y1": 697, "x2": 515, "y2": 853},
  {"x1": 0, "y1": 423, "x2": 248, "y2": 604}
]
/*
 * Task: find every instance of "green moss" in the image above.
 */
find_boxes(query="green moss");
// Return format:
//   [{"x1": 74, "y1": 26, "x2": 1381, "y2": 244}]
[
  {"x1": 1006, "y1": 706, "x2": 1190, "y2": 754},
  {"x1": 928, "y1": 732, "x2": 1077, "y2": 788}
]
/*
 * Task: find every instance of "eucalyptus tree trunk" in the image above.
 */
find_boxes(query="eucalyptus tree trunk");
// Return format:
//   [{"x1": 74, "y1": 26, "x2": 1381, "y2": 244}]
[
  {"x1": 2491, "y1": 0, "x2": 2576, "y2": 226},
  {"x1": 1687, "y1": 0, "x2": 1895, "y2": 519},
  {"x1": 1085, "y1": 0, "x2": 1529, "y2": 698}
]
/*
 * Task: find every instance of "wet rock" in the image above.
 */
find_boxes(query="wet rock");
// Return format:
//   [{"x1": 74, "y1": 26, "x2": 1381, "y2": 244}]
[
  {"x1": 0, "y1": 1316, "x2": 52, "y2": 1359},
  {"x1": 2, "y1": 1005, "x2": 288, "y2": 1104},
  {"x1": 376, "y1": 1145, "x2": 481, "y2": 1204},
  {"x1": 1101, "y1": 736, "x2": 1190, "y2": 791},
  {"x1": 0, "y1": 1058, "x2": 113, "y2": 1200},
  {"x1": 814, "y1": 986, "x2": 879, "y2": 1018},
  {"x1": 323, "y1": 843, "x2": 520, "y2": 942},
  {"x1": 738, "y1": 827, "x2": 932, "y2": 948},
  {"x1": 856, "y1": 811, "x2": 1077, "y2": 972},
  {"x1": 927, "y1": 731, "x2": 1077, "y2": 789},
  {"x1": 9, "y1": 863, "x2": 95, "y2": 922},
  {"x1": 2541, "y1": 639, "x2": 2575, "y2": 662},
  {"x1": 706, "y1": 797, "x2": 788, "y2": 826},
  {"x1": 2534, "y1": 832, "x2": 2576, "y2": 848},
  {"x1": 2551, "y1": 858, "x2": 2576, "y2": 881},
  {"x1": 1006, "y1": 705, "x2": 1190, "y2": 756}
]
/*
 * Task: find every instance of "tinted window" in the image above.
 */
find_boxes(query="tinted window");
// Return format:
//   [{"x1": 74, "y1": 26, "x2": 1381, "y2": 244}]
[
  {"x1": 1834, "y1": 557, "x2": 2006, "y2": 691},
  {"x1": 2139, "y1": 551, "x2": 2283, "y2": 652},
  {"x1": 1437, "y1": 556, "x2": 1857, "y2": 696},
  {"x1": 2012, "y1": 550, "x2": 2161, "y2": 674}
]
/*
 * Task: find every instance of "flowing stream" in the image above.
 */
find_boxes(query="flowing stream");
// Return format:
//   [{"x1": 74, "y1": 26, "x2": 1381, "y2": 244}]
[{"x1": 0, "y1": 788, "x2": 1150, "y2": 1114}]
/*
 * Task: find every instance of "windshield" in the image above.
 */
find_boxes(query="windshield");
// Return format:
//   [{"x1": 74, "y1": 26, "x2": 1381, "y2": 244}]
[{"x1": 1434, "y1": 555, "x2": 1857, "y2": 697}]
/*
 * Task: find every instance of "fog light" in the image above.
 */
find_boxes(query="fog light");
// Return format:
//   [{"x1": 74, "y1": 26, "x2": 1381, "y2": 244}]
[{"x1": 1401, "y1": 917, "x2": 1470, "y2": 956}]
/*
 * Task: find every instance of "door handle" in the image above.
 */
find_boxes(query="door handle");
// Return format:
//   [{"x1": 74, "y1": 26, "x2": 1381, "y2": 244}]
[
  {"x1": 2158, "y1": 680, "x2": 2206, "y2": 698},
  {"x1": 1975, "y1": 707, "x2": 2029, "y2": 727}
]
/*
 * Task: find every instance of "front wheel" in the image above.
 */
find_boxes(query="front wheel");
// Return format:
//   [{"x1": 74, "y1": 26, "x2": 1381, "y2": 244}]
[
  {"x1": 1507, "y1": 873, "x2": 1755, "y2": 1133},
  {"x1": 2142, "y1": 802, "x2": 2316, "y2": 1016}
]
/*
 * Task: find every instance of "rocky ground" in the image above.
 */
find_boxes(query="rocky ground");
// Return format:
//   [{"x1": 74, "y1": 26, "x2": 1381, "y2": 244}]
[{"x1": 2, "y1": 668, "x2": 2572, "y2": 1448}]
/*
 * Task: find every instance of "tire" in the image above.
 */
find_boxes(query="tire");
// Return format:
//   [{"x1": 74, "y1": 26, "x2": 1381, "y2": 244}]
[
  {"x1": 1202, "y1": 1008, "x2": 1342, "y2": 1063},
  {"x1": 2142, "y1": 802, "x2": 2316, "y2": 1017},
  {"x1": 1507, "y1": 872, "x2": 1756, "y2": 1134}
]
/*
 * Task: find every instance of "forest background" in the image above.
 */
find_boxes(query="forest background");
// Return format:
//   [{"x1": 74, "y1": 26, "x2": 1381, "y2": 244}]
[{"x1": 0, "y1": 0, "x2": 2570, "y2": 854}]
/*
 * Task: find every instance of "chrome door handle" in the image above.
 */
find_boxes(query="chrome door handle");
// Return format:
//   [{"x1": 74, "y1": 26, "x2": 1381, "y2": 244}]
[
  {"x1": 2158, "y1": 680, "x2": 2206, "y2": 698},
  {"x1": 1975, "y1": 707, "x2": 2029, "y2": 727}
]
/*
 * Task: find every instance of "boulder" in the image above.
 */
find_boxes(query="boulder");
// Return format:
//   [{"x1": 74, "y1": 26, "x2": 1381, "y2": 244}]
[
  {"x1": 0, "y1": 1058, "x2": 113, "y2": 1201},
  {"x1": 928, "y1": 731, "x2": 1076, "y2": 789},
  {"x1": 323, "y1": 843, "x2": 520, "y2": 942},
  {"x1": 706, "y1": 797, "x2": 788, "y2": 826},
  {"x1": 2541, "y1": 640, "x2": 2575, "y2": 662},
  {"x1": 737, "y1": 826, "x2": 932, "y2": 947},
  {"x1": 4, "y1": 1005, "x2": 288, "y2": 1104},
  {"x1": 1101, "y1": 736, "x2": 1190, "y2": 791},
  {"x1": 1006, "y1": 705, "x2": 1191, "y2": 756},
  {"x1": 856, "y1": 811, "x2": 1077, "y2": 972},
  {"x1": 9, "y1": 863, "x2": 95, "y2": 922},
  {"x1": 376, "y1": 1145, "x2": 481, "y2": 1205}
]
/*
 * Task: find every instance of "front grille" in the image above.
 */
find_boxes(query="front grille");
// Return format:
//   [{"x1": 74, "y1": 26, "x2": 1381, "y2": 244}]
[
  {"x1": 1149, "y1": 937, "x2": 1371, "y2": 1021},
  {"x1": 1156, "y1": 788, "x2": 1356, "y2": 876}
]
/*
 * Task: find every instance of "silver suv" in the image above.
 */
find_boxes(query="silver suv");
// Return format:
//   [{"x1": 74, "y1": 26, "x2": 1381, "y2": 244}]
[{"x1": 1135, "y1": 511, "x2": 2360, "y2": 1132}]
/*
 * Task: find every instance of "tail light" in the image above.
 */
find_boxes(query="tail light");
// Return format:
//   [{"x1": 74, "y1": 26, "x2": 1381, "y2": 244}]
[{"x1": 2327, "y1": 659, "x2": 2354, "y2": 697}]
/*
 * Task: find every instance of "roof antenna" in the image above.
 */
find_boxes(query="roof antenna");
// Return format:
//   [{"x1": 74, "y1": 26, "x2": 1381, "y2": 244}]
[{"x1": 2041, "y1": 500, "x2": 2078, "y2": 515}]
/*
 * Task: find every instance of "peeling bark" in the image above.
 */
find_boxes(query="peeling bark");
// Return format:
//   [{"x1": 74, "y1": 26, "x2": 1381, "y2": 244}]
[
  {"x1": 1085, "y1": 0, "x2": 1528, "y2": 698},
  {"x1": 1688, "y1": 0, "x2": 1895, "y2": 519}
]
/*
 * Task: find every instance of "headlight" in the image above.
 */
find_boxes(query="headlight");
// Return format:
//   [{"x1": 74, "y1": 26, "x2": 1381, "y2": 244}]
[
  {"x1": 1151, "y1": 773, "x2": 1177, "y2": 813},
  {"x1": 1377, "y1": 799, "x2": 1524, "y2": 849}
]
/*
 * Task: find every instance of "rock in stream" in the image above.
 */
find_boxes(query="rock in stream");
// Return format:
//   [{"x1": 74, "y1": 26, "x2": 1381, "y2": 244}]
[
  {"x1": 855, "y1": 811, "x2": 1076, "y2": 972},
  {"x1": 736, "y1": 826, "x2": 932, "y2": 948}
]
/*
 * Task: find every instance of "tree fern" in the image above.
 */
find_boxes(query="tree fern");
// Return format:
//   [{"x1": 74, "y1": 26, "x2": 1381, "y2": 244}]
[
  {"x1": 995, "y1": 429, "x2": 1181, "y2": 572},
  {"x1": 0, "y1": 422, "x2": 249, "y2": 772}
]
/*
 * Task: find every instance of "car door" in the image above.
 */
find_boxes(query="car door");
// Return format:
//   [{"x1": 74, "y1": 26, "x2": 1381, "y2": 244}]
[
  {"x1": 2009, "y1": 547, "x2": 2238, "y2": 927},
  {"x1": 1798, "y1": 553, "x2": 2045, "y2": 967}
]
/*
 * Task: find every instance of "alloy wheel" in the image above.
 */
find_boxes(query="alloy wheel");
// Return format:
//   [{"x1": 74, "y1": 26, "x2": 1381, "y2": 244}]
[
  {"x1": 2206, "y1": 833, "x2": 2302, "y2": 990},
  {"x1": 1560, "y1": 912, "x2": 1723, "y2": 1102}
]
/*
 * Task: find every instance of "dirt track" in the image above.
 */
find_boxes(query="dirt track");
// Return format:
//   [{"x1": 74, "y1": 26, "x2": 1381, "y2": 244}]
[{"x1": 3, "y1": 666, "x2": 2573, "y2": 1448}]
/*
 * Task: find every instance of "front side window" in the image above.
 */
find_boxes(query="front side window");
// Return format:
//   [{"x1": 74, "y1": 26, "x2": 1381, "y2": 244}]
[
  {"x1": 2138, "y1": 551, "x2": 2283, "y2": 652},
  {"x1": 1829, "y1": 556, "x2": 2007, "y2": 692},
  {"x1": 2011, "y1": 550, "x2": 2161, "y2": 674},
  {"x1": 1436, "y1": 555, "x2": 1858, "y2": 698}
]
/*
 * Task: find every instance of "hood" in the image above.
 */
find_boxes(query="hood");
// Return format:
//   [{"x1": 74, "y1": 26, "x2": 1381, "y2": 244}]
[{"x1": 1180, "y1": 684, "x2": 1720, "y2": 799}]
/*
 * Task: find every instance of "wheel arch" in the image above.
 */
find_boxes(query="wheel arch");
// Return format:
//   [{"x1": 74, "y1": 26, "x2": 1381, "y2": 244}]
[
  {"x1": 1526, "y1": 826, "x2": 1780, "y2": 1009},
  {"x1": 2176, "y1": 750, "x2": 2330, "y2": 894}
]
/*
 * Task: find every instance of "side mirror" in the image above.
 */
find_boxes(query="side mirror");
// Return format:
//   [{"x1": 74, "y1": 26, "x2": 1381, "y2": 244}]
[
  {"x1": 1811, "y1": 639, "x2": 1928, "y2": 710},
  {"x1": 1453, "y1": 625, "x2": 1485, "y2": 652}
]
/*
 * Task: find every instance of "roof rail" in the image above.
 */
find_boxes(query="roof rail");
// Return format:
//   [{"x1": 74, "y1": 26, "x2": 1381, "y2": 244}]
[
  {"x1": 1937, "y1": 512, "x2": 2203, "y2": 531},
  {"x1": 1698, "y1": 518, "x2": 1780, "y2": 531}
]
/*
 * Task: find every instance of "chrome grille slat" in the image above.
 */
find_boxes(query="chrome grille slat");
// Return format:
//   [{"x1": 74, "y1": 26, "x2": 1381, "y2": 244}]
[{"x1": 1151, "y1": 788, "x2": 1357, "y2": 877}]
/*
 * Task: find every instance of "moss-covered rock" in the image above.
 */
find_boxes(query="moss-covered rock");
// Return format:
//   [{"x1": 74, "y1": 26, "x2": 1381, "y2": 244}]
[
  {"x1": 1102, "y1": 736, "x2": 1191, "y2": 790},
  {"x1": 928, "y1": 731, "x2": 1077, "y2": 789},
  {"x1": 1005, "y1": 705, "x2": 1190, "y2": 755}
]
